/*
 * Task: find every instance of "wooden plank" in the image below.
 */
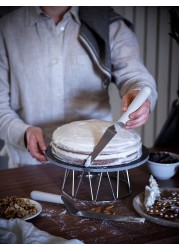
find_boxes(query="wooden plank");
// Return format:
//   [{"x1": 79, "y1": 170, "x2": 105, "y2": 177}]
[
  {"x1": 169, "y1": 39, "x2": 179, "y2": 108},
  {"x1": 123, "y1": 6, "x2": 135, "y2": 24},
  {"x1": 143, "y1": 7, "x2": 158, "y2": 147},
  {"x1": 155, "y1": 7, "x2": 171, "y2": 139},
  {"x1": 134, "y1": 7, "x2": 146, "y2": 59},
  {"x1": 134, "y1": 7, "x2": 146, "y2": 140},
  {"x1": 112, "y1": 6, "x2": 125, "y2": 16}
]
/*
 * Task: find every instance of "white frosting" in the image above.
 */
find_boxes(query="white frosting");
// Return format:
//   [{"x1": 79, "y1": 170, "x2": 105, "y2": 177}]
[
  {"x1": 144, "y1": 186, "x2": 156, "y2": 208},
  {"x1": 51, "y1": 119, "x2": 142, "y2": 166},
  {"x1": 144, "y1": 175, "x2": 161, "y2": 208},
  {"x1": 84, "y1": 156, "x2": 92, "y2": 167},
  {"x1": 149, "y1": 175, "x2": 161, "y2": 200}
]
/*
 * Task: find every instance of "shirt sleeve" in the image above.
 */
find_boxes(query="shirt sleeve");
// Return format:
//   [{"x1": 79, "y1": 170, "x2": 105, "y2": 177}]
[
  {"x1": 0, "y1": 24, "x2": 30, "y2": 148},
  {"x1": 110, "y1": 20, "x2": 158, "y2": 111}
]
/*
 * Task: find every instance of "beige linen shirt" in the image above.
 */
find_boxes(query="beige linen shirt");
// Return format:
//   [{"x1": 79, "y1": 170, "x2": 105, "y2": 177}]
[{"x1": 0, "y1": 7, "x2": 157, "y2": 167}]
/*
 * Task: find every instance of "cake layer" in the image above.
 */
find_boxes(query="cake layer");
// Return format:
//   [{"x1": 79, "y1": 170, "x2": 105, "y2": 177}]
[{"x1": 51, "y1": 119, "x2": 142, "y2": 167}]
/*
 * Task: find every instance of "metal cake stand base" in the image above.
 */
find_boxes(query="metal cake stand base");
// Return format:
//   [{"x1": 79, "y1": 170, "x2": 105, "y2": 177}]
[
  {"x1": 46, "y1": 146, "x2": 148, "y2": 202},
  {"x1": 61, "y1": 169, "x2": 131, "y2": 201}
]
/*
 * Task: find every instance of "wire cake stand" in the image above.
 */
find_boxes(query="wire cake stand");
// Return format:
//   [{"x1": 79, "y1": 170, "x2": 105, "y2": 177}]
[{"x1": 45, "y1": 146, "x2": 148, "y2": 202}]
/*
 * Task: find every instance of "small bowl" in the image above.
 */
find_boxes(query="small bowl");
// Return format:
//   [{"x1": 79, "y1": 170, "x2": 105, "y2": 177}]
[{"x1": 147, "y1": 151, "x2": 179, "y2": 180}]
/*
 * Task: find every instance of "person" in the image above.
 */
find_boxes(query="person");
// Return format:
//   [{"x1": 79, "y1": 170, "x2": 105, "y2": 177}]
[{"x1": 0, "y1": 6, "x2": 158, "y2": 168}]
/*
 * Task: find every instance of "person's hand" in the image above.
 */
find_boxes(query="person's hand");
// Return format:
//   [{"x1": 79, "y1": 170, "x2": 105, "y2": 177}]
[
  {"x1": 121, "y1": 90, "x2": 151, "y2": 129},
  {"x1": 25, "y1": 126, "x2": 47, "y2": 162}
]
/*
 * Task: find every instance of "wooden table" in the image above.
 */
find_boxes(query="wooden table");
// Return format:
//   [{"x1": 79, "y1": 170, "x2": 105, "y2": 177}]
[{"x1": 0, "y1": 148, "x2": 179, "y2": 244}]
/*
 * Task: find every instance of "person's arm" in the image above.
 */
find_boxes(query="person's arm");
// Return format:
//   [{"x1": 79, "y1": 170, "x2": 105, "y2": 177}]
[
  {"x1": 110, "y1": 20, "x2": 158, "y2": 128},
  {"x1": 0, "y1": 27, "x2": 30, "y2": 148},
  {"x1": 0, "y1": 24, "x2": 46, "y2": 162}
]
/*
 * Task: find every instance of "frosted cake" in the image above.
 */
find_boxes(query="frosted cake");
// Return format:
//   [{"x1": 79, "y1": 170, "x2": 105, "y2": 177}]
[{"x1": 51, "y1": 119, "x2": 142, "y2": 167}]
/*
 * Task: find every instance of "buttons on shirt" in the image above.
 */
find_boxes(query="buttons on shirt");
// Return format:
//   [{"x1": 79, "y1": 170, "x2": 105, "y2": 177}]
[{"x1": 60, "y1": 26, "x2": 65, "y2": 31}]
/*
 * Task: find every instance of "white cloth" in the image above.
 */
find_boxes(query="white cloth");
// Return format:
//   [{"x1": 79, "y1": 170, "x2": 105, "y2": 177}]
[{"x1": 0, "y1": 218, "x2": 83, "y2": 244}]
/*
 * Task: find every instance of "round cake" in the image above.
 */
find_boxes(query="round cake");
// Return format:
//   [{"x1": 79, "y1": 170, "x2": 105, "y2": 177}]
[{"x1": 50, "y1": 119, "x2": 142, "y2": 167}]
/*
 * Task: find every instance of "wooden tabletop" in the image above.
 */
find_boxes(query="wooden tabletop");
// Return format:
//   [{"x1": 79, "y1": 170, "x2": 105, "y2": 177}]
[{"x1": 0, "y1": 147, "x2": 179, "y2": 244}]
